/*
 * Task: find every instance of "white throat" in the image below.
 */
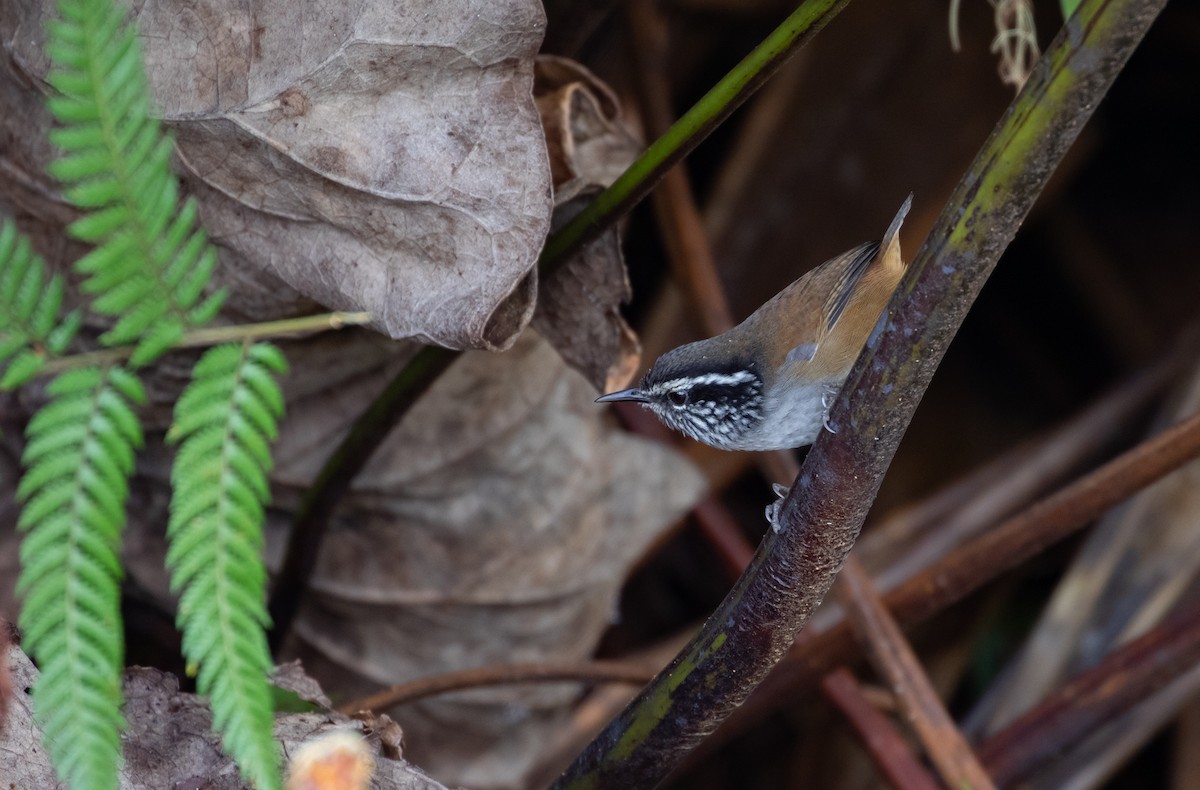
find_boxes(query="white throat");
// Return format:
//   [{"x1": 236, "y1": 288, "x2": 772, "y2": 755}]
[{"x1": 726, "y1": 379, "x2": 837, "y2": 451}]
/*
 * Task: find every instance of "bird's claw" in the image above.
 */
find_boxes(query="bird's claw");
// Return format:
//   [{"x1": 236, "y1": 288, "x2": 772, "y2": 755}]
[
  {"x1": 765, "y1": 483, "x2": 791, "y2": 531},
  {"x1": 821, "y1": 387, "x2": 839, "y2": 434}
]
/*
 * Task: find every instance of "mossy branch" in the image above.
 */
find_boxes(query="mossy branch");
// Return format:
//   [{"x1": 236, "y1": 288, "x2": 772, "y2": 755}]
[
  {"x1": 552, "y1": 0, "x2": 1168, "y2": 786},
  {"x1": 267, "y1": 0, "x2": 853, "y2": 652}
]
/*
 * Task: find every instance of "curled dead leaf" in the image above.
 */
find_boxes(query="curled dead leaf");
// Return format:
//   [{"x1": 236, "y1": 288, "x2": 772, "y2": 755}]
[
  {"x1": 2, "y1": 0, "x2": 553, "y2": 351},
  {"x1": 0, "y1": 644, "x2": 447, "y2": 789},
  {"x1": 264, "y1": 330, "x2": 702, "y2": 788},
  {"x1": 532, "y1": 56, "x2": 644, "y2": 392}
]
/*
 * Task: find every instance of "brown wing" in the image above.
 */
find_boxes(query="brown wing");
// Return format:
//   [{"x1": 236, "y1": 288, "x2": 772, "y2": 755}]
[{"x1": 820, "y1": 241, "x2": 881, "y2": 337}]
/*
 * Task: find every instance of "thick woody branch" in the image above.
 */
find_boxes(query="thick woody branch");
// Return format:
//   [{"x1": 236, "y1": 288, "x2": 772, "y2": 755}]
[
  {"x1": 717, "y1": 392, "x2": 1200, "y2": 747},
  {"x1": 267, "y1": 0, "x2": 851, "y2": 649},
  {"x1": 551, "y1": 1, "x2": 1168, "y2": 786},
  {"x1": 628, "y1": 4, "x2": 990, "y2": 782},
  {"x1": 819, "y1": 669, "x2": 940, "y2": 790}
]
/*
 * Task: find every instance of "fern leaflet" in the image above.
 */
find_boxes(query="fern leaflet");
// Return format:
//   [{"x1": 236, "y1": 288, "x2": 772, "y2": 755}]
[
  {"x1": 167, "y1": 342, "x2": 288, "y2": 790},
  {"x1": 16, "y1": 365, "x2": 145, "y2": 790},
  {"x1": 45, "y1": 0, "x2": 225, "y2": 367},
  {"x1": 0, "y1": 219, "x2": 82, "y2": 388}
]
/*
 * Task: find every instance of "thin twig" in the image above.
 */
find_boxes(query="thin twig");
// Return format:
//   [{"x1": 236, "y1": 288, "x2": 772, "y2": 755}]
[
  {"x1": 623, "y1": 2, "x2": 766, "y2": 580},
  {"x1": 265, "y1": 0, "x2": 851, "y2": 652},
  {"x1": 970, "y1": 350, "x2": 1200, "y2": 734},
  {"x1": 820, "y1": 668, "x2": 941, "y2": 790},
  {"x1": 1036, "y1": 662, "x2": 1200, "y2": 788},
  {"x1": 856, "y1": 353, "x2": 1173, "y2": 593},
  {"x1": 733, "y1": 401, "x2": 1200, "y2": 732},
  {"x1": 39, "y1": 311, "x2": 373, "y2": 375},
  {"x1": 553, "y1": 1, "x2": 1166, "y2": 786},
  {"x1": 627, "y1": 0, "x2": 737, "y2": 335},
  {"x1": 977, "y1": 600, "x2": 1200, "y2": 786},
  {"x1": 880, "y1": 407, "x2": 1200, "y2": 642},
  {"x1": 840, "y1": 559, "x2": 996, "y2": 789},
  {"x1": 628, "y1": 5, "x2": 985, "y2": 778},
  {"x1": 337, "y1": 661, "x2": 658, "y2": 715},
  {"x1": 539, "y1": 0, "x2": 851, "y2": 271},
  {"x1": 674, "y1": 348, "x2": 1190, "y2": 760}
]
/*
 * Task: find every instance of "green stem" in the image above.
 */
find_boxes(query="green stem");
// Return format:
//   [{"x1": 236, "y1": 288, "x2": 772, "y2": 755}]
[
  {"x1": 552, "y1": 0, "x2": 1167, "y2": 786},
  {"x1": 538, "y1": 0, "x2": 849, "y2": 273},
  {"x1": 266, "y1": 0, "x2": 850, "y2": 650},
  {"x1": 40, "y1": 311, "x2": 372, "y2": 375},
  {"x1": 266, "y1": 344, "x2": 458, "y2": 652}
]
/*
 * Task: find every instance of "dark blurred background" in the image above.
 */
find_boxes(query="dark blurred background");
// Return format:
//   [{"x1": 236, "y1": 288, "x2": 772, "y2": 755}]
[{"x1": 541, "y1": 0, "x2": 1200, "y2": 787}]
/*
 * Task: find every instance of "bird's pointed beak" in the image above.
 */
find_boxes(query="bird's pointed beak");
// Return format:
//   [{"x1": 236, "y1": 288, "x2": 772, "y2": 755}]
[{"x1": 595, "y1": 387, "x2": 650, "y2": 404}]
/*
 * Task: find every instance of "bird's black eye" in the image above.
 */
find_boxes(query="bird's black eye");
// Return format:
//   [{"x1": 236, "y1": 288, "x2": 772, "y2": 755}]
[{"x1": 667, "y1": 390, "x2": 688, "y2": 406}]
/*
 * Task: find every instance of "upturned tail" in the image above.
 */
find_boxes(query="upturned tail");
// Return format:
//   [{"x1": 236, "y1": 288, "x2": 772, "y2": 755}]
[{"x1": 879, "y1": 193, "x2": 914, "y2": 272}]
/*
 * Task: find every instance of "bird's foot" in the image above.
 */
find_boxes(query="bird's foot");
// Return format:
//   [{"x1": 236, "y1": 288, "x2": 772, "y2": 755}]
[
  {"x1": 765, "y1": 482, "x2": 790, "y2": 532},
  {"x1": 821, "y1": 387, "x2": 839, "y2": 434}
]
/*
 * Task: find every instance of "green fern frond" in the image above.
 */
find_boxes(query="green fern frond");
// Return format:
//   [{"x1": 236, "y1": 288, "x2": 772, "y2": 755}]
[
  {"x1": 45, "y1": 0, "x2": 225, "y2": 367},
  {"x1": 0, "y1": 219, "x2": 83, "y2": 388},
  {"x1": 167, "y1": 342, "x2": 288, "y2": 790},
  {"x1": 16, "y1": 365, "x2": 145, "y2": 790}
]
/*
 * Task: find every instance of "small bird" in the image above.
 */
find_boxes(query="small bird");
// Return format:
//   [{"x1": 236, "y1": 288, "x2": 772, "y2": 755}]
[{"x1": 597, "y1": 195, "x2": 912, "y2": 451}]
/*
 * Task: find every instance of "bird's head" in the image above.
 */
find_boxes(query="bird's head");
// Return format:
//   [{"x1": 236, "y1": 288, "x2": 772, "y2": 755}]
[{"x1": 596, "y1": 339, "x2": 766, "y2": 449}]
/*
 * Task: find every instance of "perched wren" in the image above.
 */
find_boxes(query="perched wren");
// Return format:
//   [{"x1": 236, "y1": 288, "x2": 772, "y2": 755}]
[{"x1": 598, "y1": 195, "x2": 913, "y2": 451}]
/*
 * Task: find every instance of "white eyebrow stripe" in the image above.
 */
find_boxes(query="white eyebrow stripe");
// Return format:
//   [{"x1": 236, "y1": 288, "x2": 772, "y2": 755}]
[{"x1": 652, "y1": 371, "x2": 758, "y2": 393}]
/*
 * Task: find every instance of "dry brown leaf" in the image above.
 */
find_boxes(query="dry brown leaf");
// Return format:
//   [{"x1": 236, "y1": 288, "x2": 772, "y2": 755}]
[
  {"x1": 0, "y1": 643, "x2": 447, "y2": 789},
  {"x1": 350, "y1": 710, "x2": 407, "y2": 761},
  {"x1": 537, "y1": 190, "x2": 643, "y2": 393},
  {"x1": 977, "y1": 357, "x2": 1200, "y2": 735},
  {"x1": 0, "y1": 9, "x2": 703, "y2": 789},
  {"x1": 274, "y1": 659, "x2": 334, "y2": 709},
  {"x1": 0, "y1": 618, "x2": 13, "y2": 733},
  {"x1": 534, "y1": 56, "x2": 640, "y2": 192},
  {"x1": 532, "y1": 56, "x2": 643, "y2": 392},
  {"x1": 263, "y1": 331, "x2": 702, "y2": 788},
  {"x1": 104, "y1": 327, "x2": 702, "y2": 789},
  {"x1": 0, "y1": 644, "x2": 58, "y2": 790},
  {"x1": 2, "y1": 0, "x2": 552, "y2": 351}
]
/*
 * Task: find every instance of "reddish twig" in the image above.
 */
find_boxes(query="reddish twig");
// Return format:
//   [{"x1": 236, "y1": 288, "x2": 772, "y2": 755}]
[
  {"x1": 839, "y1": 558, "x2": 996, "y2": 790},
  {"x1": 858, "y1": 352, "x2": 1173, "y2": 593},
  {"x1": 337, "y1": 660, "x2": 658, "y2": 715},
  {"x1": 881, "y1": 407, "x2": 1200, "y2": 638},
  {"x1": 977, "y1": 600, "x2": 1200, "y2": 785},
  {"x1": 555, "y1": 2, "x2": 1167, "y2": 786},
  {"x1": 692, "y1": 497, "x2": 758, "y2": 579},
  {"x1": 719, "y1": 402, "x2": 1200, "y2": 746},
  {"x1": 820, "y1": 668, "x2": 941, "y2": 790},
  {"x1": 628, "y1": 0, "x2": 737, "y2": 336}
]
